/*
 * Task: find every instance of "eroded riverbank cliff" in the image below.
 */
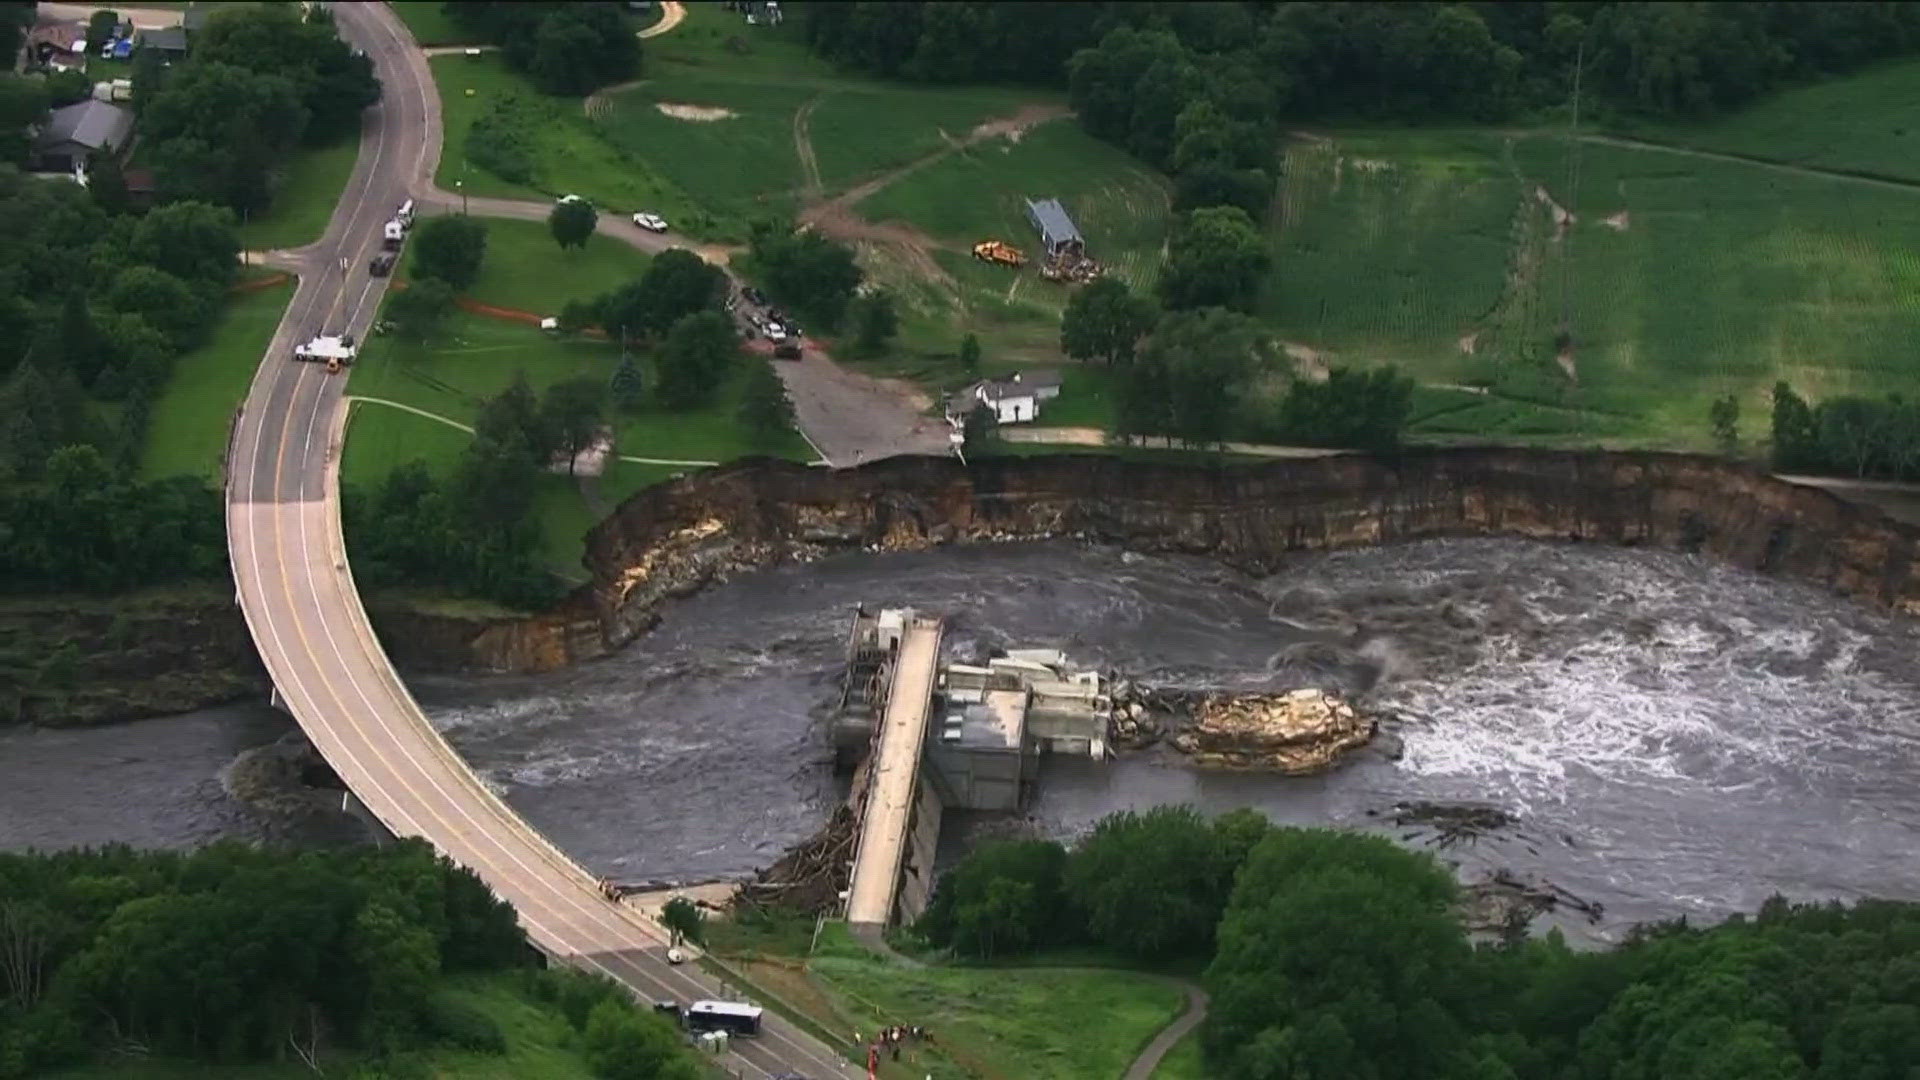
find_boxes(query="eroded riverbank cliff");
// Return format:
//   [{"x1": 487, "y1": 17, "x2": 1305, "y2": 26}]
[
  {"x1": 571, "y1": 451, "x2": 1920, "y2": 657},
  {"x1": 2, "y1": 591, "x2": 557, "y2": 727},
  {"x1": 18, "y1": 450, "x2": 1917, "y2": 726}
]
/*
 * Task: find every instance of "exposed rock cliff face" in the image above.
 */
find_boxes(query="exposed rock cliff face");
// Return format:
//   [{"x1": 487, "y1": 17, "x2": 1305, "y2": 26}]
[
  {"x1": 577, "y1": 451, "x2": 1920, "y2": 654},
  {"x1": 3, "y1": 591, "x2": 577, "y2": 727}
]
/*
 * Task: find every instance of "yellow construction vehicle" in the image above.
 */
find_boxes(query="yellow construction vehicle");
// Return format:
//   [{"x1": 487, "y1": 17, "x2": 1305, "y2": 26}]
[{"x1": 972, "y1": 240, "x2": 1026, "y2": 267}]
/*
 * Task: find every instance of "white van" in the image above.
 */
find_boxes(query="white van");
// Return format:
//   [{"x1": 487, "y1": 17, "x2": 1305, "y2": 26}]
[{"x1": 397, "y1": 199, "x2": 415, "y2": 227}]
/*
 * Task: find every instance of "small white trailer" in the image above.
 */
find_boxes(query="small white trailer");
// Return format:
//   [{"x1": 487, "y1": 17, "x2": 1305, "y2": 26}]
[{"x1": 293, "y1": 335, "x2": 356, "y2": 373}]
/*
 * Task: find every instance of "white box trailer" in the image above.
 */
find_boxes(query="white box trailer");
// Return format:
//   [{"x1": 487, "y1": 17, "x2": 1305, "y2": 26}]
[{"x1": 293, "y1": 335, "x2": 356, "y2": 367}]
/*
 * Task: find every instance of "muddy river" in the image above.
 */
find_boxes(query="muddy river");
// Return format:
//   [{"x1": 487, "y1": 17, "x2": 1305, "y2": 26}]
[{"x1": 7, "y1": 539, "x2": 1919, "y2": 943}]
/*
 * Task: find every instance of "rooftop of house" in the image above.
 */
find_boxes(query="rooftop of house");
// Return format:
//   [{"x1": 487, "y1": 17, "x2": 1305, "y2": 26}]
[
  {"x1": 138, "y1": 25, "x2": 189, "y2": 52},
  {"x1": 1026, "y1": 198, "x2": 1081, "y2": 244},
  {"x1": 978, "y1": 369, "x2": 1062, "y2": 402},
  {"x1": 36, "y1": 99, "x2": 134, "y2": 152},
  {"x1": 27, "y1": 20, "x2": 86, "y2": 52}
]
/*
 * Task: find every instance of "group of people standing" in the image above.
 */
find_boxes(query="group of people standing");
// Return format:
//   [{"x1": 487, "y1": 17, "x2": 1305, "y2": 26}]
[{"x1": 864, "y1": 1023, "x2": 930, "y2": 1063}]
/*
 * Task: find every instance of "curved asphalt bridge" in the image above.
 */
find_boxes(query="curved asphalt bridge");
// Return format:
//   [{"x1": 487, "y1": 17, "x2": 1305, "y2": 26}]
[{"x1": 226, "y1": 5, "x2": 856, "y2": 1078}]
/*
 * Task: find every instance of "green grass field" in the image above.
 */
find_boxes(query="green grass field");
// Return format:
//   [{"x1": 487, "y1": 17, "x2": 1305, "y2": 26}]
[
  {"x1": 803, "y1": 84, "x2": 1045, "y2": 191},
  {"x1": 44, "y1": 974, "x2": 603, "y2": 1079},
  {"x1": 141, "y1": 281, "x2": 293, "y2": 481},
  {"x1": 1613, "y1": 58, "x2": 1920, "y2": 182},
  {"x1": 462, "y1": 217, "x2": 654, "y2": 316},
  {"x1": 344, "y1": 311, "x2": 808, "y2": 574},
  {"x1": 240, "y1": 138, "x2": 360, "y2": 250},
  {"x1": 806, "y1": 950, "x2": 1184, "y2": 1080},
  {"x1": 856, "y1": 121, "x2": 1172, "y2": 364},
  {"x1": 596, "y1": 75, "x2": 812, "y2": 218},
  {"x1": 431, "y1": 54, "x2": 693, "y2": 221},
  {"x1": 391, "y1": 0, "x2": 481, "y2": 47},
  {"x1": 1152, "y1": 1032, "x2": 1206, "y2": 1079},
  {"x1": 1264, "y1": 125, "x2": 1920, "y2": 448}
]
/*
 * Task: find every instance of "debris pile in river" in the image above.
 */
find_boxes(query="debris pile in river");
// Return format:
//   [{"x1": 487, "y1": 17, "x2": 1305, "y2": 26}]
[
  {"x1": 1380, "y1": 800, "x2": 1518, "y2": 850},
  {"x1": 1117, "y1": 685, "x2": 1372, "y2": 773},
  {"x1": 737, "y1": 802, "x2": 857, "y2": 914},
  {"x1": 1462, "y1": 869, "x2": 1606, "y2": 932}
]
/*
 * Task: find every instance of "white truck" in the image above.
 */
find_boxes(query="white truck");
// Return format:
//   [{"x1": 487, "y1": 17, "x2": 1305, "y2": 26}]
[
  {"x1": 382, "y1": 220, "x2": 406, "y2": 249},
  {"x1": 294, "y1": 334, "x2": 356, "y2": 374}
]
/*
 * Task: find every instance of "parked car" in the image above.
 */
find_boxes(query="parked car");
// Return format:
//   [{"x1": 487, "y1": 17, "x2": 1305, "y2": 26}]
[
  {"x1": 765, "y1": 323, "x2": 788, "y2": 343},
  {"x1": 557, "y1": 193, "x2": 586, "y2": 204},
  {"x1": 665, "y1": 947, "x2": 686, "y2": 965},
  {"x1": 368, "y1": 251, "x2": 397, "y2": 276},
  {"x1": 773, "y1": 343, "x2": 802, "y2": 360},
  {"x1": 631, "y1": 212, "x2": 668, "y2": 232}
]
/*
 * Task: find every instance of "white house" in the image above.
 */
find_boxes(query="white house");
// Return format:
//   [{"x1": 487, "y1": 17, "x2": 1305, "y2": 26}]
[{"x1": 945, "y1": 369, "x2": 1064, "y2": 427}]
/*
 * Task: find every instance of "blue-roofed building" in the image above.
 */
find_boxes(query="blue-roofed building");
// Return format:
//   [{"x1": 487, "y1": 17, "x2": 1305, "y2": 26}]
[{"x1": 1025, "y1": 198, "x2": 1084, "y2": 259}]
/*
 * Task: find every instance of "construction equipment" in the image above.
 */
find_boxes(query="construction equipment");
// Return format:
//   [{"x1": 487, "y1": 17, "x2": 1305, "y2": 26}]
[{"x1": 972, "y1": 240, "x2": 1026, "y2": 268}]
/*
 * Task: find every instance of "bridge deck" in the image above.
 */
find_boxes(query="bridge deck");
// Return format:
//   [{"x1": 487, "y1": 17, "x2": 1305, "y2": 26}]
[{"x1": 845, "y1": 617, "x2": 943, "y2": 925}]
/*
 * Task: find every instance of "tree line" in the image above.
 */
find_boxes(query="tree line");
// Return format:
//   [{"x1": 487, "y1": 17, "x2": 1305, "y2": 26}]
[
  {"x1": 0, "y1": 164, "x2": 243, "y2": 594},
  {"x1": 805, "y1": 3, "x2": 1920, "y2": 124},
  {"x1": 135, "y1": 5, "x2": 378, "y2": 217},
  {"x1": 919, "y1": 806, "x2": 1920, "y2": 1080},
  {"x1": 1770, "y1": 382, "x2": 1920, "y2": 481},
  {"x1": 0, "y1": 840, "x2": 700, "y2": 1079},
  {"x1": 443, "y1": 2, "x2": 642, "y2": 97}
]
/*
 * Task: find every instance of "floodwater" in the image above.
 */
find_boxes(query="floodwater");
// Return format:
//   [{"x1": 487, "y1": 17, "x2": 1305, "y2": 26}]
[{"x1": 7, "y1": 539, "x2": 1920, "y2": 942}]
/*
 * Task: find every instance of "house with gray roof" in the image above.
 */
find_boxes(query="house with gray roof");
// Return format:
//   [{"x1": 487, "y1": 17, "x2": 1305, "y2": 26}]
[
  {"x1": 31, "y1": 99, "x2": 135, "y2": 173},
  {"x1": 1026, "y1": 198, "x2": 1084, "y2": 259},
  {"x1": 137, "y1": 24, "x2": 189, "y2": 59}
]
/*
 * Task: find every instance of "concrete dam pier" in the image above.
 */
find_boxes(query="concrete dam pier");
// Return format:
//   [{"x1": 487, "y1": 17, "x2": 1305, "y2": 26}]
[{"x1": 831, "y1": 606, "x2": 1109, "y2": 929}]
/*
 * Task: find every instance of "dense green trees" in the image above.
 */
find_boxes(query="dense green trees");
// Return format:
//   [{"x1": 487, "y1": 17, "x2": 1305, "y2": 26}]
[
  {"x1": 1267, "y1": 366, "x2": 1417, "y2": 452},
  {"x1": 345, "y1": 373, "x2": 602, "y2": 607},
  {"x1": 656, "y1": 311, "x2": 739, "y2": 410},
  {"x1": 590, "y1": 249, "x2": 730, "y2": 340},
  {"x1": 1060, "y1": 277, "x2": 1157, "y2": 367},
  {"x1": 1158, "y1": 206, "x2": 1270, "y2": 314},
  {"x1": 388, "y1": 277, "x2": 458, "y2": 345},
  {"x1": 849, "y1": 290, "x2": 899, "y2": 356},
  {"x1": 811, "y1": 3, "x2": 1920, "y2": 126},
  {"x1": 922, "y1": 809, "x2": 1920, "y2": 1080},
  {"x1": 443, "y1": 2, "x2": 641, "y2": 96},
  {"x1": 748, "y1": 226, "x2": 864, "y2": 330},
  {"x1": 738, "y1": 358, "x2": 795, "y2": 449},
  {"x1": 549, "y1": 197, "x2": 598, "y2": 251},
  {"x1": 140, "y1": 5, "x2": 376, "y2": 214},
  {"x1": 1770, "y1": 382, "x2": 1920, "y2": 480},
  {"x1": 0, "y1": 169, "x2": 240, "y2": 593},
  {"x1": 0, "y1": 843, "x2": 706, "y2": 1079},
  {"x1": 0, "y1": 841, "x2": 525, "y2": 1075},
  {"x1": 412, "y1": 214, "x2": 491, "y2": 291},
  {"x1": 1114, "y1": 307, "x2": 1269, "y2": 447}
]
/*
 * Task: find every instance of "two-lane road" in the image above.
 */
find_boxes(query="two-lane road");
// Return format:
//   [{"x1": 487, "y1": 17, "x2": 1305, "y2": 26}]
[{"x1": 226, "y1": 5, "x2": 858, "y2": 1077}]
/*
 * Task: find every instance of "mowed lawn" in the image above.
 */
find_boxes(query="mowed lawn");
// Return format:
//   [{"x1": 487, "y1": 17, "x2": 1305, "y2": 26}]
[
  {"x1": 344, "y1": 313, "x2": 809, "y2": 475},
  {"x1": 240, "y1": 137, "x2": 361, "y2": 250},
  {"x1": 391, "y1": 0, "x2": 481, "y2": 47},
  {"x1": 430, "y1": 54, "x2": 692, "y2": 222},
  {"x1": 141, "y1": 280, "x2": 294, "y2": 481},
  {"x1": 1264, "y1": 127, "x2": 1920, "y2": 448},
  {"x1": 1613, "y1": 58, "x2": 1920, "y2": 182},
  {"x1": 806, "y1": 952, "x2": 1184, "y2": 1080},
  {"x1": 458, "y1": 216, "x2": 654, "y2": 316}
]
